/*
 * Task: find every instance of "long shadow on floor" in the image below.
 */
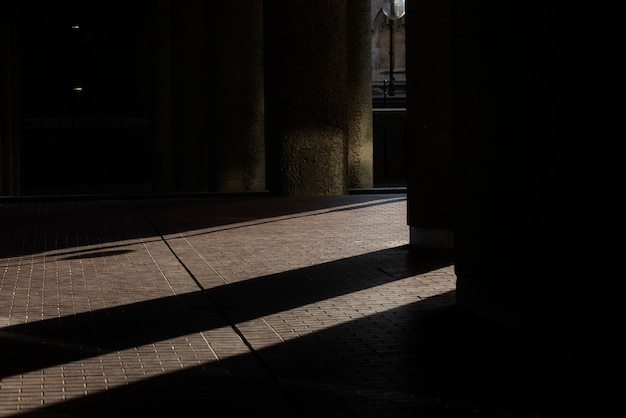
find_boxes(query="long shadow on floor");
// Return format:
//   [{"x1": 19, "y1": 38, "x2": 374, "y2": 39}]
[
  {"x1": 0, "y1": 246, "x2": 451, "y2": 380},
  {"x1": 0, "y1": 196, "x2": 580, "y2": 417},
  {"x1": 0, "y1": 194, "x2": 407, "y2": 258},
  {"x1": 7, "y1": 291, "x2": 578, "y2": 418}
]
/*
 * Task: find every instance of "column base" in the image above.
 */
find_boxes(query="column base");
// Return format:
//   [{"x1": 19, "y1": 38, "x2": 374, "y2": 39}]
[{"x1": 409, "y1": 227, "x2": 454, "y2": 249}]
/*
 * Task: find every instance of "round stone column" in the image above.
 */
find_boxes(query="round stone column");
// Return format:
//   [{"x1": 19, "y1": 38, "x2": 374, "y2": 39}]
[
  {"x1": 0, "y1": 0, "x2": 18, "y2": 195},
  {"x1": 347, "y1": 0, "x2": 374, "y2": 189},
  {"x1": 264, "y1": 0, "x2": 351, "y2": 196},
  {"x1": 405, "y1": 0, "x2": 455, "y2": 248},
  {"x1": 208, "y1": 2, "x2": 265, "y2": 192}
]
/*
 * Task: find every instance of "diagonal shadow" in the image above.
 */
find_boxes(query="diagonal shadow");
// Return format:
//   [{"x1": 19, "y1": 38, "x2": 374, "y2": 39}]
[
  {"x1": 0, "y1": 246, "x2": 453, "y2": 379},
  {"x1": 1, "y1": 241, "x2": 163, "y2": 269},
  {"x1": 148, "y1": 196, "x2": 408, "y2": 240},
  {"x1": 6, "y1": 291, "x2": 577, "y2": 418},
  {"x1": 61, "y1": 249, "x2": 135, "y2": 260},
  {"x1": 3, "y1": 293, "x2": 454, "y2": 418},
  {"x1": 0, "y1": 194, "x2": 406, "y2": 258},
  {"x1": 134, "y1": 195, "x2": 408, "y2": 236}
]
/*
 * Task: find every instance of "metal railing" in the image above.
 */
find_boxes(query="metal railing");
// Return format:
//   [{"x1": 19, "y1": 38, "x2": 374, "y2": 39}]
[{"x1": 372, "y1": 79, "x2": 406, "y2": 108}]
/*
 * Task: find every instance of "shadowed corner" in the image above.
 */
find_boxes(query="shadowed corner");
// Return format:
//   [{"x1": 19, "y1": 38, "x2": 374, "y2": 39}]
[{"x1": 412, "y1": 301, "x2": 581, "y2": 418}]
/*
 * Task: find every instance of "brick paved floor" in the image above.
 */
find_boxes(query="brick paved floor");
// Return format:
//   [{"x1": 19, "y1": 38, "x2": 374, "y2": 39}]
[{"x1": 0, "y1": 194, "x2": 569, "y2": 417}]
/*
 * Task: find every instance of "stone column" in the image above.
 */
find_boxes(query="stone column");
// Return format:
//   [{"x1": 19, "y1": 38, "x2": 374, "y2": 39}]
[
  {"x1": 170, "y1": 0, "x2": 210, "y2": 192},
  {"x1": 264, "y1": 0, "x2": 350, "y2": 196},
  {"x1": 347, "y1": 0, "x2": 374, "y2": 189},
  {"x1": 0, "y1": 0, "x2": 18, "y2": 196},
  {"x1": 452, "y1": 1, "x2": 569, "y2": 329},
  {"x1": 405, "y1": 0, "x2": 454, "y2": 248},
  {"x1": 151, "y1": 0, "x2": 176, "y2": 192},
  {"x1": 208, "y1": 2, "x2": 265, "y2": 192}
]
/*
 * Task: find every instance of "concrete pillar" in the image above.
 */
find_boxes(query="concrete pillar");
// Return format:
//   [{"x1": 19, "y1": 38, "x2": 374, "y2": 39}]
[
  {"x1": 405, "y1": 0, "x2": 454, "y2": 248},
  {"x1": 209, "y1": 2, "x2": 265, "y2": 192},
  {"x1": 451, "y1": 1, "x2": 570, "y2": 331},
  {"x1": 0, "y1": 0, "x2": 18, "y2": 196},
  {"x1": 412, "y1": 5, "x2": 583, "y2": 411},
  {"x1": 264, "y1": 0, "x2": 350, "y2": 196},
  {"x1": 153, "y1": 1, "x2": 265, "y2": 193},
  {"x1": 347, "y1": 0, "x2": 374, "y2": 189},
  {"x1": 170, "y1": 0, "x2": 210, "y2": 192},
  {"x1": 151, "y1": 0, "x2": 176, "y2": 192}
]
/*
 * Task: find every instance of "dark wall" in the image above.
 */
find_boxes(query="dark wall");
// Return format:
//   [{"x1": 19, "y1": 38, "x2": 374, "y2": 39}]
[{"x1": 16, "y1": 0, "x2": 152, "y2": 193}]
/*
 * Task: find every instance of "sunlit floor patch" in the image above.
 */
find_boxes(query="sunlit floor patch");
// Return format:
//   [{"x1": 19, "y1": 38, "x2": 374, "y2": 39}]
[
  {"x1": 0, "y1": 328, "x2": 238, "y2": 415},
  {"x1": 255, "y1": 266, "x2": 456, "y2": 342}
]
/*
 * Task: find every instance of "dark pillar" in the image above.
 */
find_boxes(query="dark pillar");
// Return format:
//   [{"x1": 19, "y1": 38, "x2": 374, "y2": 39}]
[
  {"x1": 405, "y1": 0, "x2": 454, "y2": 248},
  {"x1": 209, "y1": 2, "x2": 265, "y2": 192},
  {"x1": 414, "y1": 4, "x2": 584, "y2": 414},
  {"x1": 264, "y1": 0, "x2": 350, "y2": 196},
  {"x1": 0, "y1": 0, "x2": 18, "y2": 196},
  {"x1": 452, "y1": 1, "x2": 567, "y2": 329},
  {"x1": 152, "y1": 0, "x2": 176, "y2": 192},
  {"x1": 170, "y1": 0, "x2": 209, "y2": 192}
]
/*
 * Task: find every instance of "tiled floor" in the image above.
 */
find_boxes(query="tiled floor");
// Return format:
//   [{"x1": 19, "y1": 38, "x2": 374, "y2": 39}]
[{"x1": 0, "y1": 194, "x2": 571, "y2": 417}]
